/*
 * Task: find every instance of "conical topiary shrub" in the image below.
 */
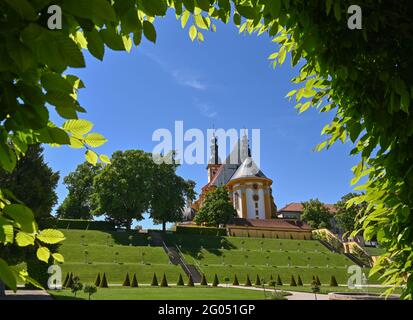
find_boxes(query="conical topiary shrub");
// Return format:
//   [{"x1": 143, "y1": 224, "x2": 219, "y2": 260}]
[
  {"x1": 316, "y1": 276, "x2": 321, "y2": 286},
  {"x1": 62, "y1": 273, "x2": 69, "y2": 288},
  {"x1": 187, "y1": 275, "x2": 194, "y2": 287},
  {"x1": 100, "y1": 273, "x2": 108, "y2": 288},
  {"x1": 290, "y1": 275, "x2": 297, "y2": 286},
  {"x1": 123, "y1": 273, "x2": 130, "y2": 286},
  {"x1": 330, "y1": 275, "x2": 338, "y2": 287},
  {"x1": 255, "y1": 274, "x2": 261, "y2": 286},
  {"x1": 276, "y1": 274, "x2": 283, "y2": 286},
  {"x1": 66, "y1": 272, "x2": 74, "y2": 288},
  {"x1": 94, "y1": 273, "x2": 101, "y2": 287},
  {"x1": 177, "y1": 274, "x2": 184, "y2": 286},
  {"x1": 131, "y1": 273, "x2": 138, "y2": 287},
  {"x1": 160, "y1": 273, "x2": 168, "y2": 287},
  {"x1": 212, "y1": 274, "x2": 219, "y2": 287},
  {"x1": 297, "y1": 275, "x2": 303, "y2": 286},
  {"x1": 151, "y1": 273, "x2": 159, "y2": 286},
  {"x1": 232, "y1": 274, "x2": 239, "y2": 286},
  {"x1": 200, "y1": 273, "x2": 208, "y2": 286},
  {"x1": 245, "y1": 275, "x2": 252, "y2": 287}
]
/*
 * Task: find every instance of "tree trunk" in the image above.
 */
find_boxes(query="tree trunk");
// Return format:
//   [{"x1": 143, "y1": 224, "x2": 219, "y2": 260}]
[
  {"x1": 0, "y1": 281, "x2": 5, "y2": 297},
  {"x1": 162, "y1": 221, "x2": 166, "y2": 232}
]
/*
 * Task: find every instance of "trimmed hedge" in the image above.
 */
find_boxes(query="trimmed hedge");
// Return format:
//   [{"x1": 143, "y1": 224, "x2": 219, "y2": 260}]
[
  {"x1": 56, "y1": 219, "x2": 115, "y2": 231},
  {"x1": 94, "y1": 273, "x2": 101, "y2": 287},
  {"x1": 200, "y1": 274, "x2": 208, "y2": 286},
  {"x1": 123, "y1": 273, "x2": 130, "y2": 286},
  {"x1": 151, "y1": 273, "x2": 159, "y2": 286},
  {"x1": 131, "y1": 273, "x2": 138, "y2": 287},
  {"x1": 175, "y1": 225, "x2": 226, "y2": 236},
  {"x1": 212, "y1": 274, "x2": 219, "y2": 287},
  {"x1": 100, "y1": 273, "x2": 108, "y2": 288},
  {"x1": 160, "y1": 274, "x2": 168, "y2": 287},
  {"x1": 177, "y1": 274, "x2": 184, "y2": 286}
]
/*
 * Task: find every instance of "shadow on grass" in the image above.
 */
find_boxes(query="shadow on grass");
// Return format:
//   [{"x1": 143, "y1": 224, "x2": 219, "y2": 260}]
[{"x1": 162, "y1": 233, "x2": 236, "y2": 259}]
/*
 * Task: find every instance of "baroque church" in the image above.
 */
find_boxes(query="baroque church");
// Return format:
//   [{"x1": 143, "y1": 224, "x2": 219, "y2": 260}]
[{"x1": 182, "y1": 132, "x2": 312, "y2": 240}]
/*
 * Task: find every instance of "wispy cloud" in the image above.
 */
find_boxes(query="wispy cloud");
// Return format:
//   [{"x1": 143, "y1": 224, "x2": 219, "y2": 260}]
[
  {"x1": 195, "y1": 100, "x2": 217, "y2": 118},
  {"x1": 142, "y1": 51, "x2": 207, "y2": 91}
]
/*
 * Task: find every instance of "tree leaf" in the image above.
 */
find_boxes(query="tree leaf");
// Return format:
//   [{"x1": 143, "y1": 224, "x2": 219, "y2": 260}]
[
  {"x1": 189, "y1": 25, "x2": 197, "y2": 41},
  {"x1": 143, "y1": 21, "x2": 157, "y2": 43},
  {"x1": 0, "y1": 258, "x2": 17, "y2": 291},
  {"x1": 85, "y1": 29, "x2": 105, "y2": 60},
  {"x1": 3, "y1": 204, "x2": 36, "y2": 233},
  {"x1": 37, "y1": 229, "x2": 65, "y2": 244},
  {"x1": 84, "y1": 133, "x2": 107, "y2": 147},
  {"x1": 181, "y1": 11, "x2": 190, "y2": 28},
  {"x1": 52, "y1": 253, "x2": 64, "y2": 263},
  {"x1": 85, "y1": 150, "x2": 98, "y2": 165},
  {"x1": 0, "y1": 217, "x2": 14, "y2": 244},
  {"x1": 142, "y1": 0, "x2": 168, "y2": 16},
  {"x1": 15, "y1": 231, "x2": 35, "y2": 247},
  {"x1": 36, "y1": 247, "x2": 50, "y2": 263},
  {"x1": 100, "y1": 154, "x2": 111, "y2": 164},
  {"x1": 63, "y1": 119, "x2": 93, "y2": 136}
]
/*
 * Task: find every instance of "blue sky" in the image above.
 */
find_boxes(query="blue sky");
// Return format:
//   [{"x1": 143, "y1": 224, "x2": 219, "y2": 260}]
[{"x1": 44, "y1": 14, "x2": 359, "y2": 229}]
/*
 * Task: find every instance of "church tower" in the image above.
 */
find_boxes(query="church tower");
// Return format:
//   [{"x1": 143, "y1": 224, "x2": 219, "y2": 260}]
[{"x1": 207, "y1": 133, "x2": 221, "y2": 182}]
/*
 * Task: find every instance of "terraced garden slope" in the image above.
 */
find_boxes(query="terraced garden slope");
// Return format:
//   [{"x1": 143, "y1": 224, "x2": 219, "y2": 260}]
[
  {"x1": 163, "y1": 234, "x2": 378, "y2": 285},
  {"x1": 58, "y1": 229, "x2": 184, "y2": 284}
]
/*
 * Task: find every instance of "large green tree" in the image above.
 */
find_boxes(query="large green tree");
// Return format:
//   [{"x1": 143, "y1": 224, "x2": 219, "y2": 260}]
[
  {"x1": 150, "y1": 160, "x2": 196, "y2": 231},
  {"x1": 0, "y1": 144, "x2": 59, "y2": 226},
  {"x1": 335, "y1": 193, "x2": 367, "y2": 235},
  {"x1": 56, "y1": 162, "x2": 101, "y2": 219},
  {"x1": 0, "y1": 0, "x2": 412, "y2": 298},
  {"x1": 93, "y1": 150, "x2": 154, "y2": 229},
  {"x1": 194, "y1": 185, "x2": 236, "y2": 227},
  {"x1": 301, "y1": 199, "x2": 332, "y2": 230}
]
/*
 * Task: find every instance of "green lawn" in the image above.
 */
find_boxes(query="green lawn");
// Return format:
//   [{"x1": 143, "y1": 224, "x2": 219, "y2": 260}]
[
  {"x1": 58, "y1": 230, "x2": 379, "y2": 286},
  {"x1": 59, "y1": 229, "x2": 183, "y2": 283},
  {"x1": 49, "y1": 286, "x2": 270, "y2": 300},
  {"x1": 364, "y1": 246, "x2": 385, "y2": 256}
]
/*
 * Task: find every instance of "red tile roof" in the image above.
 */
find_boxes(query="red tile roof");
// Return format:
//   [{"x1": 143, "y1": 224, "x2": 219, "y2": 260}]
[
  {"x1": 279, "y1": 202, "x2": 337, "y2": 214},
  {"x1": 228, "y1": 218, "x2": 312, "y2": 231}
]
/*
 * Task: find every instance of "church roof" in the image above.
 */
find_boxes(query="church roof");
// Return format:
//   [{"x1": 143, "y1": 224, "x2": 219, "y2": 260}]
[{"x1": 230, "y1": 157, "x2": 268, "y2": 181}]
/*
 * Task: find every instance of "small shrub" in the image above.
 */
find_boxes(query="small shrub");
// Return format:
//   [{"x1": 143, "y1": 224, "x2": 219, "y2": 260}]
[
  {"x1": 177, "y1": 274, "x2": 184, "y2": 286},
  {"x1": 268, "y1": 280, "x2": 276, "y2": 287},
  {"x1": 200, "y1": 274, "x2": 208, "y2": 286},
  {"x1": 297, "y1": 275, "x2": 303, "y2": 286},
  {"x1": 233, "y1": 274, "x2": 239, "y2": 286},
  {"x1": 245, "y1": 275, "x2": 252, "y2": 287},
  {"x1": 71, "y1": 276, "x2": 83, "y2": 297},
  {"x1": 187, "y1": 275, "x2": 194, "y2": 287},
  {"x1": 316, "y1": 276, "x2": 321, "y2": 286},
  {"x1": 123, "y1": 273, "x2": 130, "y2": 286},
  {"x1": 131, "y1": 273, "x2": 138, "y2": 287},
  {"x1": 94, "y1": 272, "x2": 101, "y2": 287},
  {"x1": 290, "y1": 275, "x2": 297, "y2": 286},
  {"x1": 255, "y1": 274, "x2": 261, "y2": 286},
  {"x1": 330, "y1": 275, "x2": 338, "y2": 287},
  {"x1": 276, "y1": 274, "x2": 283, "y2": 286},
  {"x1": 160, "y1": 273, "x2": 168, "y2": 287},
  {"x1": 212, "y1": 274, "x2": 219, "y2": 287},
  {"x1": 151, "y1": 273, "x2": 159, "y2": 286},
  {"x1": 99, "y1": 273, "x2": 108, "y2": 288},
  {"x1": 83, "y1": 284, "x2": 97, "y2": 300}
]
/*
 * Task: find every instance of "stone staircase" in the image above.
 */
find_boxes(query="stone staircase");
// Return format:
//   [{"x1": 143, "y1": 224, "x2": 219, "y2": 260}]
[{"x1": 151, "y1": 231, "x2": 202, "y2": 283}]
